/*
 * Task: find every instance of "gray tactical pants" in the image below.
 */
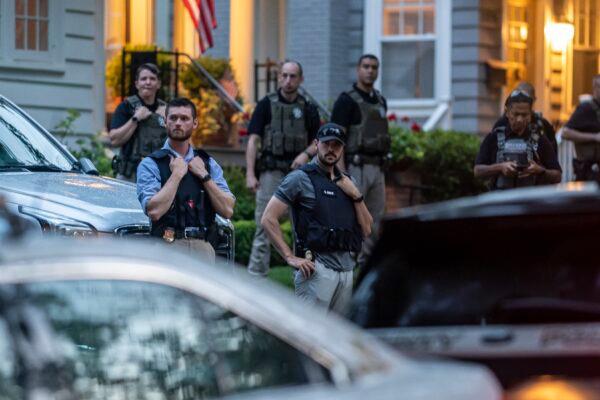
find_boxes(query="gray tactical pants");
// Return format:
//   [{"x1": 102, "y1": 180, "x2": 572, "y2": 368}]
[
  {"x1": 247, "y1": 170, "x2": 285, "y2": 276},
  {"x1": 348, "y1": 164, "x2": 386, "y2": 268},
  {"x1": 294, "y1": 260, "x2": 353, "y2": 315}
]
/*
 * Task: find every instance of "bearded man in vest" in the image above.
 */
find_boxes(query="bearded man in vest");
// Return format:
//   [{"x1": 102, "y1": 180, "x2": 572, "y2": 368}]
[
  {"x1": 562, "y1": 75, "x2": 600, "y2": 181},
  {"x1": 474, "y1": 90, "x2": 561, "y2": 190},
  {"x1": 245, "y1": 60, "x2": 321, "y2": 277},
  {"x1": 261, "y1": 123, "x2": 373, "y2": 314},
  {"x1": 136, "y1": 97, "x2": 235, "y2": 263},
  {"x1": 331, "y1": 54, "x2": 389, "y2": 269},
  {"x1": 109, "y1": 63, "x2": 167, "y2": 182}
]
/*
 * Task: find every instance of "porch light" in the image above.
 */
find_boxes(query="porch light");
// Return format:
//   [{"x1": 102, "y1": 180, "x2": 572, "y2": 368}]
[{"x1": 544, "y1": 21, "x2": 574, "y2": 52}]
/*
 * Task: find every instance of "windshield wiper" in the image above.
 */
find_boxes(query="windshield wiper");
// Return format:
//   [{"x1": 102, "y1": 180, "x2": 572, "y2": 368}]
[{"x1": 0, "y1": 164, "x2": 68, "y2": 172}]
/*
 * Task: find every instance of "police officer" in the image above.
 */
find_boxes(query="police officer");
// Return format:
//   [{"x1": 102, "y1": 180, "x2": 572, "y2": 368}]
[
  {"x1": 109, "y1": 63, "x2": 167, "y2": 182},
  {"x1": 261, "y1": 123, "x2": 373, "y2": 313},
  {"x1": 245, "y1": 60, "x2": 320, "y2": 277},
  {"x1": 137, "y1": 98, "x2": 235, "y2": 262},
  {"x1": 493, "y1": 82, "x2": 558, "y2": 155},
  {"x1": 331, "y1": 54, "x2": 389, "y2": 268},
  {"x1": 562, "y1": 75, "x2": 600, "y2": 181},
  {"x1": 474, "y1": 90, "x2": 562, "y2": 189}
]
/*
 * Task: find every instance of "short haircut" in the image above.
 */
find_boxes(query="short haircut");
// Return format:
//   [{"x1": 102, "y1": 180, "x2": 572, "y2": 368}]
[
  {"x1": 357, "y1": 54, "x2": 379, "y2": 66},
  {"x1": 281, "y1": 59, "x2": 303, "y2": 77},
  {"x1": 135, "y1": 63, "x2": 160, "y2": 81},
  {"x1": 166, "y1": 97, "x2": 197, "y2": 119},
  {"x1": 515, "y1": 82, "x2": 536, "y2": 100},
  {"x1": 505, "y1": 89, "x2": 534, "y2": 108}
]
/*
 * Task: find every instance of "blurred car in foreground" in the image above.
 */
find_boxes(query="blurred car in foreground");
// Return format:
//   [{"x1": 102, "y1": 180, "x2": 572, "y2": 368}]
[
  {"x1": 0, "y1": 236, "x2": 501, "y2": 399},
  {"x1": 0, "y1": 95, "x2": 233, "y2": 260},
  {"x1": 350, "y1": 183, "x2": 600, "y2": 399}
]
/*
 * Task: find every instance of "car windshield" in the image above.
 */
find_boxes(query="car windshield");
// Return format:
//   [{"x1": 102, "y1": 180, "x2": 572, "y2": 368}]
[
  {"x1": 0, "y1": 99, "x2": 74, "y2": 171},
  {"x1": 352, "y1": 214, "x2": 600, "y2": 327}
]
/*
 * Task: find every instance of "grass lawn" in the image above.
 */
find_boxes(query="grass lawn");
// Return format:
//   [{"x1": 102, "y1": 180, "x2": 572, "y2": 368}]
[{"x1": 268, "y1": 265, "x2": 294, "y2": 289}]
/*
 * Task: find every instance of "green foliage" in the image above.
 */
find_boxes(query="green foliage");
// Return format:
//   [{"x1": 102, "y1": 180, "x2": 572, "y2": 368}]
[
  {"x1": 51, "y1": 109, "x2": 113, "y2": 177},
  {"x1": 222, "y1": 166, "x2": 255, "y2": 221},
  {"x1": 105, "y1": 45, "x2": 173, "y2": 99},
  {"x1": 179, "y1": 55, "x2": 235, "y2": 96},
  {"x1": 233, "y1": 219, "x2": 292, "y2": 266},
  {"x1": 389, "y1": 125, "x2": 486, "y2": 203}
]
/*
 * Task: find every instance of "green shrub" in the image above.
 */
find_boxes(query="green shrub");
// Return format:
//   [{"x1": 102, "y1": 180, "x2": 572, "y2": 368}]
[
  {"x1": 389, "y1": 124, "x2": 426, "y2": 163},
  {"x1": 233, "y1": 219, "x2": 292, "y2": 266},
  {"x1": 222, "y1": 166, "x2": 255, "y2": 221}
]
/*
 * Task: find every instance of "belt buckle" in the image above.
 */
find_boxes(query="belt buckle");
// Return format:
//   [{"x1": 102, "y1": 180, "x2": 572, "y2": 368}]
[{"x1": 184, "y1": 227, "x2": 200, "y2": 239}]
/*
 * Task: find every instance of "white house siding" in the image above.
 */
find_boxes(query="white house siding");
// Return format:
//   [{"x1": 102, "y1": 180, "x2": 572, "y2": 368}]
[{"x1": 0, "y1": 0, "x2": 104, "y2": 138}]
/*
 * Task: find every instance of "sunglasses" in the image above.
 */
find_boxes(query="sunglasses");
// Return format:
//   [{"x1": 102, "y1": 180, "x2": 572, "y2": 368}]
[{"x1": 509, "y1": 89, "x2": 532, "y2": 98}]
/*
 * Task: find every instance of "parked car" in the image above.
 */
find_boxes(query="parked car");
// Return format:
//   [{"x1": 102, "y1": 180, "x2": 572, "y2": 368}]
[
  {"x1": 0, "y1": 95, "x2": 233, "y2": 260},
  {"x1": 350, "y1": 183, "x2": 600, "y2": 398},
  {"x1": 0, "y1": 233, "x2": 501, "y2": 399}
]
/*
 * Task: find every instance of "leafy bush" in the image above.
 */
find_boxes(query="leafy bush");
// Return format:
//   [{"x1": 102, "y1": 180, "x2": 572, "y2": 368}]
[
  {"x1": 222, "y1": 166, "x2": 255, "y2": 221},
  {"x1": 233, "y1": 219, "x2": 292, "y2": 266},
  {"x1": 389, "y1": 125, "x2": 486, "y2": 203}
]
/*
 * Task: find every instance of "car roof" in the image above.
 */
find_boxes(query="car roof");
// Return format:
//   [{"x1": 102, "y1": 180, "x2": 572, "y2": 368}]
[
  {"x1": 385, "y1": 182, "x2": 600, "y2": 222},
  {"x1": 0, "y1": 237, "x2": 402, "y2": 383}
]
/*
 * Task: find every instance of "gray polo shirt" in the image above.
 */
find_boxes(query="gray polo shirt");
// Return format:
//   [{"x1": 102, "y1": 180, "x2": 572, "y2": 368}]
[{"x1": 274, "y1": 162, "x2": 358, "y2": 272}]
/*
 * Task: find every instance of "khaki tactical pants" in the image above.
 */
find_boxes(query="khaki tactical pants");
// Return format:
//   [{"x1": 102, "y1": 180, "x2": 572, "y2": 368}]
[
  {"x1": 169, "y1": 238, "x2": 216, "y2": 264},
  {"x1": 247, "y1": 170, "x2": 285, "y2": 276},
  {"x1": 348, "y1": 164, "x2": 385, "y2": 269}
]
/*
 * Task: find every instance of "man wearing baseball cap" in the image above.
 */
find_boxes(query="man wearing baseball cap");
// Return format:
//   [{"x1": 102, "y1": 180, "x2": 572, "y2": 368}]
[{"x1": 261, "y1": 123, "x2": 373, "y2": 313}]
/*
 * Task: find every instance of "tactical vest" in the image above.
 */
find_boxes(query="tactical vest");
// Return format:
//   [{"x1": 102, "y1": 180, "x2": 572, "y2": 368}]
[
  {"x1": 345, "y1": 89, "x2": 390, "y2": 157},
  {"x1": 293, "y1": 164, "x2": 363, "y2": 255},
  {"x1": 147, "y1": 148, "x2": 216, "y2": 239},
  {"x1": 258, "y1": 93, "x2": 309, "y2": 172},
  {"x1": 574, "y1": 100, "x2": 600, "y2": 162},
  {"x1": 494, "y1": 126, "x2": 540, "y2": 190},
  {"x1": 118, "y1": 96, "x2": 167, "y2": 178}
]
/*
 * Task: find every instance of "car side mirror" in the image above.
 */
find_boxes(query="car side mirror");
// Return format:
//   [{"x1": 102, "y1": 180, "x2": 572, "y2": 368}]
[{"x1": 78, "y1": 158, "x2": 99, "y2": 175}]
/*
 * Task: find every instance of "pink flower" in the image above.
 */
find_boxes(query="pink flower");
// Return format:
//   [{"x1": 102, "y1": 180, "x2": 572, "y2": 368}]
[
  {"x1": 410, "y1": 122, "x2": 421, "y2": 132},
  {"x1": 387, "y1": 113, "x2": 397, "y2": 122}
]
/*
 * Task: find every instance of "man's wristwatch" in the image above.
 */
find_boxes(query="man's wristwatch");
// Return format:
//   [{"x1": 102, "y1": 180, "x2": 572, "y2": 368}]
[
  {"x1": 200, "y1": 173, "x2": 212, "y2": 183},
  {"x1": 131, "y1": 116, "x2": 139, "y2": 123},
  {"x1": 352, "y1": 194, "x2": 364, "y2": 203}
]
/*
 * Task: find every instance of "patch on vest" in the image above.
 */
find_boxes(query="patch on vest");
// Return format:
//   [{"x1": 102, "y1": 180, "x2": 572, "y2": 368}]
[
  {"x1": 504, "y1": 140, "x2": 527, "y2": 153},
  {"x1": 292, "y1": 107, "x2": 303, "y2": 119},
  {"x1": 322, "y1": 189, "x2": 336, "y2": 197},
  {"x1": 379, "y1": 106, "x2": 386, "y2": 118}
]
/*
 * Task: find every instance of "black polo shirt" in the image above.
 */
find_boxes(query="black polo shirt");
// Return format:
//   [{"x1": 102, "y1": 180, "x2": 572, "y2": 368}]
[
  {"x1": 110, "y1": 94, "x2": 162, "y2": 130},
  {"x1": 565, "y1": 99, "x2": 600, "y2": 133},
  {"x1": 330, "y1": 83, "x2": 388, "y2": 129},
  {"x1": 248, "y1": 90, "x2": 320, "y2": 141},
  {"x1": 492, "y1": 113, "x2": 558, "y2": 154},
  {"x1": 475, "y1": 127, "x2": 561, "y2": 172}
]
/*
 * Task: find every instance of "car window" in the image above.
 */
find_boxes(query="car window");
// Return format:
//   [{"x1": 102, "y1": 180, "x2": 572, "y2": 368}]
[
  {"x1": 0, "y1": 101, "x2": 73, "y2": 170},
  {"x1": 351, "y1": 231, "x2": 600, "y2": 328},
  {"x1": 0, "y1": 280, "x2": 328, "y2": 399}
]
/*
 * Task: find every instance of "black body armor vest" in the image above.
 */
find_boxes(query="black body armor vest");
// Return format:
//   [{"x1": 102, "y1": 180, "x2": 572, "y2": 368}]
[
  {"x1": 494, "y1": 126, "x2": 540, "y2": 190},
  {"x1": 293, "y1": 164, "x2": 363, "y2": 255},
  {"x1": 148, "y1": 148, "x2": 216, "y2": 238}
]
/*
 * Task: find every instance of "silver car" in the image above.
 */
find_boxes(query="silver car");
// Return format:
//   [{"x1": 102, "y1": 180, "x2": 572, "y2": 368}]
[
  {"x1": 0, "y1": 95, "x2": 233, "y2": 260},
  {"x1": 0, "y1": 237, "x2": 501, "y2": 399}
]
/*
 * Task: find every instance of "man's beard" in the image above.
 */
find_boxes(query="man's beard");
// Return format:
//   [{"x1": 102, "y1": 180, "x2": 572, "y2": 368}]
[
  {"x1": 168, "y1": 129, "x2": 192, "y2": 142},
  {"x1": 317, "y1": 152, "x2": 340, "y2": 166}
]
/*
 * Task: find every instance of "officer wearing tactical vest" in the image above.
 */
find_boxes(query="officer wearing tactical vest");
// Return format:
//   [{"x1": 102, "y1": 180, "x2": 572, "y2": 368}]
[
  {"x1": 261, "y1": 123, "x2": 373, "y2": 313},
  {"x1": 109, "y1": 63, "x2": 167, "y2": 182},
  {"x1": 331, "y1": 54, "x2": 389, "y2": 268},
  {"x1": 562, "y1": 75, "x2": 600, "y2": 181},
  {"x1": 474, "y1": 90, "x2": 562, "y2": 190},
  {"x1": 136, "y1": 97, "x2": 235, "y2": 263},
  {"x1": 245, "y1": 60, "x2": 321, "y2": 277}
]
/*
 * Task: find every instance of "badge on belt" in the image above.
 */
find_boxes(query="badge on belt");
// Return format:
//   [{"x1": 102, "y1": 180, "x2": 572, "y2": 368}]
[
  {"x1": 304, "y1": 250, "x2": 313, "y2": 261},
  {"x1": 163, "y1": 227, "x2": 175, "y2": 243}
]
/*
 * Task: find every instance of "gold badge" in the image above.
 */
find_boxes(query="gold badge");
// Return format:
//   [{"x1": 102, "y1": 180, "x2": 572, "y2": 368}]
[
  {"x1": 163, "y1": 228, "x2": 175, "y2": 243},
  {"x1": 304, "y1": 250, "x2": 313, "y2": 261}
]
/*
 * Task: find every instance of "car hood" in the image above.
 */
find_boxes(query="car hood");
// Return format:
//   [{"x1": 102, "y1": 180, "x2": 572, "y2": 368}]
[{"x1": 0, "y1": 172, "x2": 148, "y2": 232}]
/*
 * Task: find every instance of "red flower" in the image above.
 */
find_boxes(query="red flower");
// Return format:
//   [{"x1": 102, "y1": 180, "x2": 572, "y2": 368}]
[
  {"x1": 387, "y1": 113, "x2": 397, "y2": 122},
  {"x1": 401, "y1": 116, "x2": 410, "y2": 123},
  {"x1": 243, "y1": 112, "x2": 250, "y2": 121},
  {"x1": 239, "y1": 128, "x2": 248, "y2": 137},
  {"x1": 410, "y1": 122, "x2": 421, "y2": 132}
]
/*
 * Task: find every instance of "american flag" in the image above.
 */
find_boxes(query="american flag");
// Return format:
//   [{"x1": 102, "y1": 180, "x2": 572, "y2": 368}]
[{"x1": 182, "y1": 0, "x2": 217, "y2": 54}]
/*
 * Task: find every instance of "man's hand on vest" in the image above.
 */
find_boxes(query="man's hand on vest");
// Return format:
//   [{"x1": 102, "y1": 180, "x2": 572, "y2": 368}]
[
  {"x1": 499, "y1": 161, "x2": 518, "y2": 177},
  {"x1": 285, "y1": 254, "x2": 315, "y2": 278},
  {"x1": 336, "y1": 175, "x2": 362, "y2": 200},
  {"x1": 169, "y1": 156, "x2": 187, "y2": 179},
  {"x1": 133, "y1": 106, "x2": 152, "y2": 122},
  {"x1": 189, "y1": 156, "x2": 208, "y2": 178}
]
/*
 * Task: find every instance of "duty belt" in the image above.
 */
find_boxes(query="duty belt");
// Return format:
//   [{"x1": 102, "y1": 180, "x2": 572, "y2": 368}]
[{"x1": 175, "y1": 227, "x2": 207, "y2": 240}]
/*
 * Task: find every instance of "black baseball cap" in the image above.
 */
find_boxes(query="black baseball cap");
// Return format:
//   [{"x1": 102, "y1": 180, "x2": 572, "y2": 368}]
[{"x1": 316, "y1": 123, "x2": 346, "y2": 145}]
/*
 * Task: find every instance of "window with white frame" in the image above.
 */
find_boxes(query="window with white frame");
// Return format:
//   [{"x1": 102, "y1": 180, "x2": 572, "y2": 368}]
[
  {"x1": 15, "y1": 0, "x2": 49, "y2": 52},
  {"x1": 381, "y1": 0, "x2": 435, "y2": 99}
]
